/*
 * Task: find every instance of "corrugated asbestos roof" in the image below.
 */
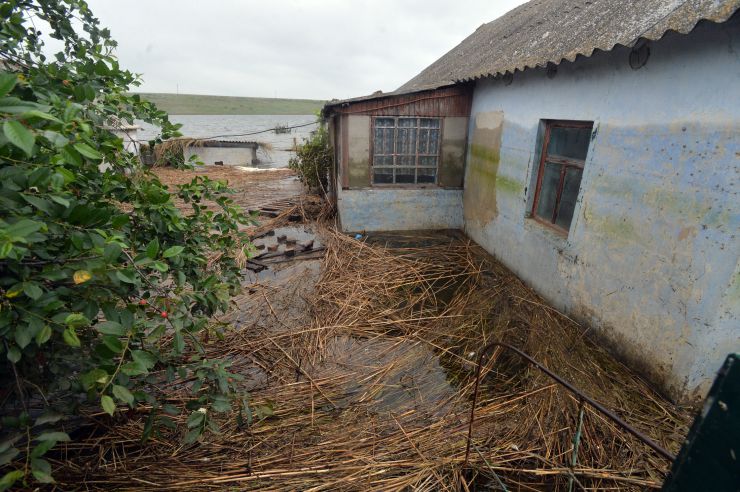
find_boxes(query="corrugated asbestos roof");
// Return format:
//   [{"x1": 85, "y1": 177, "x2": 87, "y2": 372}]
[{"x1": 397, "y1": 0, "x2": 740, "y2": 93}]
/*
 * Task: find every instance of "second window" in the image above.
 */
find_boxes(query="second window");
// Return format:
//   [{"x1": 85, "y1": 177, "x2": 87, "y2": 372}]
[
  {"x1": 532, "y1": 120, "x2": 593, "y2": 233},
  {"x1": 372, "y1": 117, "x2": 440, "y2": 185}
]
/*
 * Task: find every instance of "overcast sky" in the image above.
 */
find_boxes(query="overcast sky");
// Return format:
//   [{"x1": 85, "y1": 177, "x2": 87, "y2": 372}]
[{"x1": 83, "y1": 0, "x2": 527, "y2": 101}]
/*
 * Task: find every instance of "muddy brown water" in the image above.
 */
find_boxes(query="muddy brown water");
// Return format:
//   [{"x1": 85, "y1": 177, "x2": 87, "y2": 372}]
[{"x1": 236, "y1": 226, "x2": 463, "y2": 420}]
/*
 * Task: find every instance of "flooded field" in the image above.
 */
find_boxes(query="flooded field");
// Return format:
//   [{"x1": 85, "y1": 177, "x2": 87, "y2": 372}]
[{"x1": 138, "y1": 114, "x2": 319, "y2": 168}]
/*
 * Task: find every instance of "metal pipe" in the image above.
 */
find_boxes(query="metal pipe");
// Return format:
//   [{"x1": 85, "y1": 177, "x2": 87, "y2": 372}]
[{"x1": 463, "y1": 342, "x2": 675, "y2": 469}]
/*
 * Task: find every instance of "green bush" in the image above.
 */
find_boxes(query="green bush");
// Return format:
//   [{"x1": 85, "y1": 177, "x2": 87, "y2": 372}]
[
  {"x1": 0, "y1": 1, "x2": 253, "y2": 488},
  {"x1": 288, "y1": 123, "x2": 332, "y2": 192}
]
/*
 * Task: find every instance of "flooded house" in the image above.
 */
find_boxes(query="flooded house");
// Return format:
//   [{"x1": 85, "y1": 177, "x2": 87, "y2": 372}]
[{"x1": 323, "y1": 0, "x2": 740, "y2": 402}]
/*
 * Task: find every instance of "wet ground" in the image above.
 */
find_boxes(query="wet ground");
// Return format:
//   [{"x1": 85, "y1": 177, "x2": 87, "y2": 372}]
[
  {"x1": 154, "y1": 166, "x2": 303, "y2": 213},
  {"x1": 235, "y1": 226, "x2": 462, "y2": 422},
  {"x1": 58, "y1": 168, "x2": 688, "y2": 489}
]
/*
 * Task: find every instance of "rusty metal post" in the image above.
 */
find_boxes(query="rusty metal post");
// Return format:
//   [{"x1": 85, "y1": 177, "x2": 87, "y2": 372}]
[{"x1": 567, "y1": 398, "x2": 586, "y2": 492}]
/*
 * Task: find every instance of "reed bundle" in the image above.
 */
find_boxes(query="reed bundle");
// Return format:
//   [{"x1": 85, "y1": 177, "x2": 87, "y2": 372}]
[{"x1": 52, "y1": 223, "x2": 691, "y2": 490}]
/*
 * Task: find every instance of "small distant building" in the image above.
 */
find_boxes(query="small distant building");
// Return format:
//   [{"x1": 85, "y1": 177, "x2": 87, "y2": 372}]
[
  {"x1": 105, "y1": 120, "x2": 140, "y2": 154},
  {"x1": 323, "y1": 0, "x2": 740, "y2": 401},
  {"x1": 184, "y1": 140, "x2": 259, "y2": 166}
]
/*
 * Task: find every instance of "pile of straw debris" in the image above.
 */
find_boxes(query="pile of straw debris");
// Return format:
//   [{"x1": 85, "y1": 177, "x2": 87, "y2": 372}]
[{"x1": 54, "y1": 223, "x2": 691, "y2": 490}]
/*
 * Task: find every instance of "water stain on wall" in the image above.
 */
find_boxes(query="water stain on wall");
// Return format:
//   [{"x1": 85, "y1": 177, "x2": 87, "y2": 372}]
[{"x1": 464, "y1": 111, "x2": 504, "y2": 227}]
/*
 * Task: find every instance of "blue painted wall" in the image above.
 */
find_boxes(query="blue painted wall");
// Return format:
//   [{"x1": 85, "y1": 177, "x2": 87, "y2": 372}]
[
  {"x1": 338, "y1": 188, "x2": 463, "y2": 232},
  {"x1": 464, "y1": 17, "x2": 740, "y2": 400}
]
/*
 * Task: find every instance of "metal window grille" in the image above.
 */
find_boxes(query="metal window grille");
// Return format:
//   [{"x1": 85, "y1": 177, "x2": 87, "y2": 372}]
[
  {"x1": 532, "y1": 121, "x2": 593, "y2": 233},
  {"x1": 372, "y1": 117, "x2": 441, "y2": 185}
]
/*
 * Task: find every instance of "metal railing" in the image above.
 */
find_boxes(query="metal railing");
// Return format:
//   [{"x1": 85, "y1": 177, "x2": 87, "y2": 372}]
[{"x1": 464, "y1": 342, "x2": 675, "y2": 488}]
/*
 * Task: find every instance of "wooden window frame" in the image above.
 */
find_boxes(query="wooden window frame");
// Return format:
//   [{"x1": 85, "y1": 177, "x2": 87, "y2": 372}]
[
  {"x1": 531, "y1": 120, "x2": 593, "y2": 234},
  {"x1": 370, "y1": 116, "x2": 442, "y2": 186}
]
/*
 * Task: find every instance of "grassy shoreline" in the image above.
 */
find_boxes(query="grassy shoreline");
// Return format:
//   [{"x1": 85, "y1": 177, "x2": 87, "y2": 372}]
[{"x1": 135, "y1": 92, "x2": 325, "y2": 115}]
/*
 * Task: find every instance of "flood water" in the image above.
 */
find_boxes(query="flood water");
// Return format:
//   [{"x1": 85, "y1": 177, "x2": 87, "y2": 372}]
[
  {"x1": 137, "y1": 114, "x2": 319, "y2": 168},
  {"x1": 237, "y1": 225, "x2": 460, "y2": 420}
]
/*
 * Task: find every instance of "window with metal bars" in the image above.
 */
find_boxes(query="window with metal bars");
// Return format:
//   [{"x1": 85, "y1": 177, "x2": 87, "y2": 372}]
[
  {"x1": 372, "y1": 117, "x2": 440, "y2": 185},
  {"x1": 532, "y1": 121, "x2": 593, "y2": 233}
]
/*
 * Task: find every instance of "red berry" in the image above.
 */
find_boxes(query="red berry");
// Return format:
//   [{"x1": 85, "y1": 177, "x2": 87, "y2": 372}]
[
  {"x1": 160, "y1": 311, "x2": 168, "y2": 318},
  {"x1": 139, "y1": 299, "x2": 147, "y2": 306}
]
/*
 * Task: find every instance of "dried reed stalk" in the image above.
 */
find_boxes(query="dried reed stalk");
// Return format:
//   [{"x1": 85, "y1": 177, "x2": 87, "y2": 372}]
[{"x1": 52, "y1": 219, "x2": 691, "y2": 491}]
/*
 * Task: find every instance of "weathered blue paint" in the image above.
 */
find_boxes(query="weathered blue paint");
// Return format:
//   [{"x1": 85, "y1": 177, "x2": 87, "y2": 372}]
[
  {"x1": 464, "y1": 18, "x2": 740, "y2": 400},
  {"x1": 338, "y1": 187, "x2": 463, "y2": 232}
]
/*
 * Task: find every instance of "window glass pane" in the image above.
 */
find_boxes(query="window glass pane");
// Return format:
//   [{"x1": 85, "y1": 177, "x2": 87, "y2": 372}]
[
  {"x1": 374, "y1": 155, "x2": 393, "y2": 166},
  {"x1": 376, "y1": 118, "x2": 395, "y2": 128},
  {"x1": 418, "y1": 168, "x2": 436, "y2": 184},
  {"x1": 547, "y1": 125, "x2": 592, "y2": 160},
  {"x1": 398, "y1": 118, "x2": 417, "y2": 128},
  {"x1": 419, "y1": 156, "x2": 437, "y2": 167},
  {"x1": 373, "y1": 168, "x2": 393, "y2": 184},
  {"x1": 397, "y1": 128, "x2": 416, "y2": 155},
  {"x1": 555, "y1": 166, "x2": 583, "y2": 230},
  {"x1": 381, "y1": 128, "x2": 394, "y2": 154},
  {"x1": 418, "y1": 129, "x2": 429, "y2": 154},
  {"x1": 395, "y1": 167, "x2": 415, "y2": 184},
  {"x1": 374, "y1": 128, "x2": 387, "y2": 154},
  {"x1": 428, "y1": 129, "x2": 440, "y2": 154},
  {"x1": 397, "y1": 155, "x2": 415, "y2": 167},
  {"x1": 536, "y1": 161, "x2": 561, "y2": 222},
  {"x1": 420, "y1": 118, "x2": 440, "y2": 128}
]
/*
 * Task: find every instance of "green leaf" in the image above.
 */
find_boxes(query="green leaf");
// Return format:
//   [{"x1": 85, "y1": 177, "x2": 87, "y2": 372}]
[
  {"x1": 23, "y1": 282, "x2": 43, "y2": 300},
  {"x1": 95, "y1": 320, "x2": 125, "y2": 336},
  {"x1": 60, "y1": 146, "x2": 82, "y2": 166},
  {"x1": 31, "y1": 458, "x2": 54, "y2": 483},
  {"x1": 173, "y1": 331, "x2": 185, "y2": 354},
  {"x1": 49, "y1": 195, "x2": 70, "y2": 207},
  {"x1": 0, "y1": 242, "x2": 12, "y2": 258},
  {"x1": 5, "y1": 218, "x2": 43, "y2": 239},
  {"x1": 3, "y1": 120, "x2": 35, "y2": 156},
  {"x1": 64, "y1": 313, "x2": 90, "y2": 328},
  {"x1": 80, "y1": 368, "x2": 108, "y2": 390},
  {"x1": 101, "y1": 335, "x2": 123, "y2": 353},
  {"x1": 146, "y1": 238, "x2": 159, "y2": 259},
  {"x1": 30, "y1": 440, "x2": 55, "y2": 459},
  {"x1": 131, "y1": 350, "x2": 157, "y2": 370},
  {"x1": 14, "y1": 327, "x2": 32, "y2": 349},
  {"x1": 35, "y1": 325, "x2": 52, "y2": 345},
  {"x1": 73, "y1": 142, "x2": 103, "y2": 160},
  {"x1": 103, "y1": 243, "x2": 122, "y2": 262},
  {"x1": 62, "y1": 328, "x2": 80, "y2": 348},
  {"x1": 0, "y1": 435, "x2": 19, "y2": 455},
  {"x1": 0, "y1": 72, "x2": 18, "y2": 98},
  {"x1": 211, "y1": 396, "x2": 231, "y2": 413},
  {"x1": 0, "y1": 448, "x2": 19, "y2": 467},
  {"x1": 162, "y1": 245, "x2": 184, "y2": 258},
  {"x1": 115, "y1": 270, "x2": 136, "y2": 284},
  {"x1": 0, "y1": 470, "x2": 24, "y2": 492},
  {"x1": 187, "y1": 411, "x2": 205, "y2": 429},
  {"x1": 35, "y1": 431, "x2": 70, "y2": 442},
  {"x1": 34, "y1": 411, "x2": 64, "y2": 426},
  {"x1": 121, "y1": 361, "x2": 147, "y2": 376},
  {"x1": 112, "y1": 385, "x2": 135, "y2": 407},
  {"x1": 6, "y1": 346, "x2": 20, "y2": 364},
  {"x1": 21, "y1": 109, "x2": 63, "y2": 124},
  {"x1": 101, "y1": 395, "x2": 116, "y2": 416}
]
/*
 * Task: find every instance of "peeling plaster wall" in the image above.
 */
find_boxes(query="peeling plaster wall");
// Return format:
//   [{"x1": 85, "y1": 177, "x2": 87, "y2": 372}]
[
  {"x1": 463, "y1": 18, "x2": 740, "y2": 401},
  {"x1": 439, "y1": 117, "x2": 468, "y2": 188},
  {"x1": 347, "y1": 115, "x2": 371, "y2": 188}
]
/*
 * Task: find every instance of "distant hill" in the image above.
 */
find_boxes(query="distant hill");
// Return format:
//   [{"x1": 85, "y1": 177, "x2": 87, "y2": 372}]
[{"x1": 135, "y1": 93, "x2": 325, "y2": 115}]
